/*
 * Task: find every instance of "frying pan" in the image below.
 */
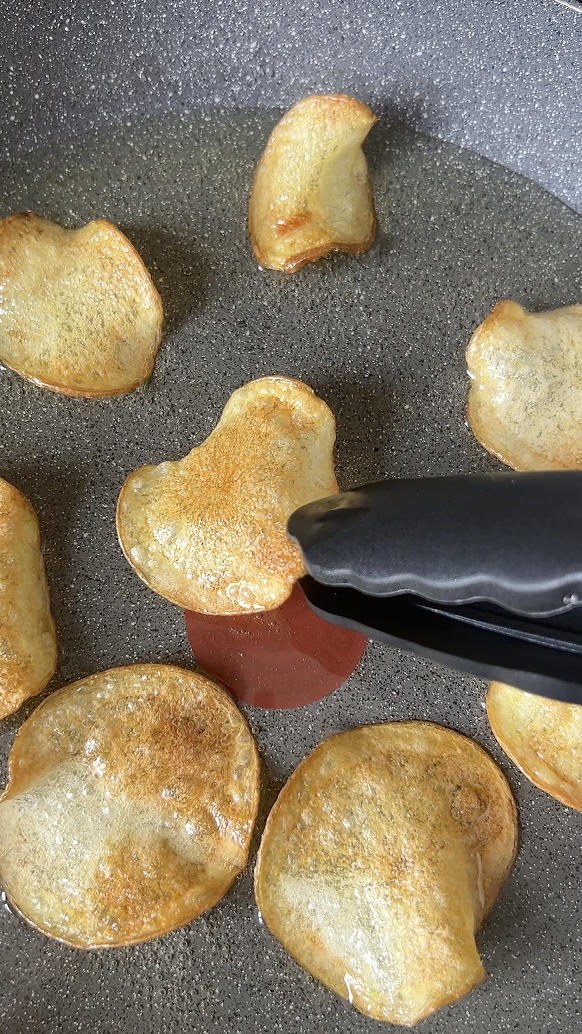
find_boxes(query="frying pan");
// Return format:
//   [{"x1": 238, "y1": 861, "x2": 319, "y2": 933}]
[{"x1": 1, "y1": 2, "x2": 581, "y2": 1032}]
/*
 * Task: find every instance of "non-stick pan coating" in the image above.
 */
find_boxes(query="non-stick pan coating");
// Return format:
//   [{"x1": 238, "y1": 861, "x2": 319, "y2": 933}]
[{"x1": 1, "y1": 3, "x2": 581, "y2": 1032}]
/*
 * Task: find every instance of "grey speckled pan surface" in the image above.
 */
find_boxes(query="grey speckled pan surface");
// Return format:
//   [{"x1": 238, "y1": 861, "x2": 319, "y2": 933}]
[{"x1": 1, "y1": 3, "x2": 582, "y2": 1033}]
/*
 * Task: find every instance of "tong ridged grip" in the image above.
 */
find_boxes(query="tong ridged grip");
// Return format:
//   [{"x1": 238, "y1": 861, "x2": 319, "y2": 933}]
[{"x1": 288, "y1": 472, "x2": 582, "y2": 618}]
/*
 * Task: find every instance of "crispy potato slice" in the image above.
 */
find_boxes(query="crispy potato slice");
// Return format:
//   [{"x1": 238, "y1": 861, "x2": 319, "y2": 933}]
[
  {"x1": 116, "y1": 376, "x2": 338, "y2": 614},
  {"x1": 0, "y1": 213, "x2": 163, "y2": 396},
  {"x1": 487, "y1": 681, "x2": 582, "y2": 810},
  {"x1": 255, "y1": 722, "x2": 517, "y2": 1027},
  {"x1": 0, "y1": 476, "x2": 57, "y2": 719},
  {"x1": 249, "y1": 94, "x2": 377, "y2": 273},
  {"x1": 0, "y1": 664, "x2": 260, "y2": 948},
  {"x1": 466, "y1": 300, "x2": 582, "y2": 469}
]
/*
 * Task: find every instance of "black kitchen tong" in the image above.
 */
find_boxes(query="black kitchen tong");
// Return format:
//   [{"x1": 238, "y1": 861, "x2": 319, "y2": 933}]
[{"x1": 288, "y1": 471, "x2": 582, "y2": 704}]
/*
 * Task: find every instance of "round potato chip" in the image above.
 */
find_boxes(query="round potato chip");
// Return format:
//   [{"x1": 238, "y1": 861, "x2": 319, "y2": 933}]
[
  {"x1": 0, "y1": 664, "x2": 260, "y2": 948},
  {"x1": 0, "y1": 476, "x2": 57, "y2": 719},
  {"x1": 466, "y1": 300, "x2": 582, "y2": 470},
  {"x1": 116, "y1": 376, "x2": 338, "y2": 615},
  {"x1": 0, "y1": 213, "x2": 163, "y2": 396},
  {"x1": 487, "y1": 681, "x2": 582, "y2": 810},
  {"x1": 249, "y1": 94, "x2": 377, "y2": 273},
  {"x1": 255, "y1": 722, "x2": 517, "y2": 1027}
]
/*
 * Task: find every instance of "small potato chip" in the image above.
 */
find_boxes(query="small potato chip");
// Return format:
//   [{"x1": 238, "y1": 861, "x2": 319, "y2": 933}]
[
  {"x1": 255, "y1": 722, "x2": 517, "y2": 1027},
  {"x1": 466, "y1": 300, "x2": 582, "y2": 470},
  {"x1": 0, "y1": 213, "x2": 163, "y2": 396},
  {"x1": 0, "y1": 476, "x2": 57, "y2": 719},
  {"x1": 0, "y1": 664, "x2": 260, "y2": 948},
  {"x1": 116, "y1": 376, "x2": 338, "y2": 614},
  {"x1": 487, "y1": 681, "x2": 582, "y2": 810},
  {"x1": 249, "y1": 94, "x2": 377, "y2": 273}
]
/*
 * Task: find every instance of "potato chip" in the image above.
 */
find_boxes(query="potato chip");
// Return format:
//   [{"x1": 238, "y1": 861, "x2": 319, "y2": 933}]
[
  {"x1": 0, "y1": 664, "x2": 260, "y2": 948},
  {"x1": 0, "y1": 476, "x2": 57, "y2": 719},
  {"x1": 116, "y1": 376, "x2": 338, "y2": 614},
  {"x1": 466, "y1": 300, "x2": 582, "y2": 469},
  {"x1": 0, "y1": 213, "x2": 163, "y2": 396},
  {"x1": 255, "y1": 722, "x2": 517, "y2": 1027},
  {"x1": 487, "y1": 681, "x2": 582, "y2": 810},
  {"x1": 249, "y1": 94, "x2": 377, "y2": 273}
]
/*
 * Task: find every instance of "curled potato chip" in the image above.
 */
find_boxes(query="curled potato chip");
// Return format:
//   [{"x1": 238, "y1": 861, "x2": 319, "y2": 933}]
[
  {"x1": 255, "y1": 722, "x2": 517, "y2": 1027},
  {"x1": 0, "y1": 213, "x2": 163, "y2": 396},
  {"x1": 487, "y1": 681, "x2": 582, "y2": 810},
  {"x1": 0, "y1": 664, "x2": 260, "y2": 948},
  {"x1": 466, "y1": 300, "x2": 582, "y2": 470},
  {"x1": 0, "y1": 476, "x2": 57, "y2": 719},
  {"x1": 116, "y1": 376, "x2": 338, "y2": 614},
  {"x1": 249, "y1": 94, "x2": 377, "y2": 273}
]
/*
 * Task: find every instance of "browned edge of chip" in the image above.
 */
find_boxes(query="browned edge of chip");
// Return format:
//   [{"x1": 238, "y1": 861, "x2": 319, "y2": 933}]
[
  {"x1": 486, "y1": 682, "x2": 582, "y2": 811},
  {"x1": 0, "y1": 476, "x2": 58, "y2": 719},
  {"x1": 115, "y1": 468, "x2": 166, "y2": 601}
]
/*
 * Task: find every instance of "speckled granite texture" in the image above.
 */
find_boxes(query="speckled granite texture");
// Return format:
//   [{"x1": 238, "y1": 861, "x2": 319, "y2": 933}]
[
  {"x1": 1, "y1": 5, "x2": 582, "y2": 1033},
  {"x1": 2, "y1": 0, "x2": 581, "y2": 211},
  {"x1": 0, "y1": 108, "x2": 581, "y2": 1034}
]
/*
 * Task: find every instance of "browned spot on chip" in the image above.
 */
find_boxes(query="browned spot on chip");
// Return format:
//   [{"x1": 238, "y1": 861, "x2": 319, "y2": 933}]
[
  {"x1": 274, "y1": 213, "x2": 312, "y2": 236},
  {"x1": 88, "y1": 838, "x2": 213, "y2": 942}
]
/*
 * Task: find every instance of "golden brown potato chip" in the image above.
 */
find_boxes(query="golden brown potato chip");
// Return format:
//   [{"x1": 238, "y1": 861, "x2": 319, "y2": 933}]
[
  {"x1": 0, "y1": 476, "x2": 57, "y2": 719},
  {"x1": 255, "y1": 722, "x2": 517, "y2": 1027},
  {"x1": 116, "y1": 376, "x2": 338, "y2": 614},
  {"x1": 0, "y1": 664, "x2": 260, "y2": 948},
  {"x1": 249, "y1": 94, "x2": 377, "y2": 273},
  {"x1": 466, "y1": 300, "x2": 582, "y2": 470},
  {"x1": 487, "y1": 681, "x2": 582, "y2": 810},
  {"x1": 0, "y1": 213, "x2": 163, "y2": 396}
]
